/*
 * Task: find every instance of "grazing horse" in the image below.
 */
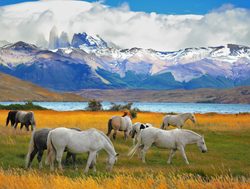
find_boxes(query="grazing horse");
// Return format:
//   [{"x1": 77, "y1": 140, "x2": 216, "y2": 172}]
[
  {"x1": 161, "y1": 113, "x2": 196, "y2": 129},
  {"x1": 46, "y1": 127, "x2": 118, "y2": 173},
  {"x1": 106, "y1": 112, "x2": 133, "y2": 140},
  {"x1": 130, "y1": 122, "x2": 152, "y2": 146},
  {"x1": 6, "y1": 110, "x2": 18, "y2": 127},
  {"x1": 25, "y1": 128, "x2": 79, "y2": 169},
  {"x1": 14, "y1": 111, "x2": 36, "y2": 131},
  {"x1": 128, "y1": 127, "x2": 207, "y2": 164}
]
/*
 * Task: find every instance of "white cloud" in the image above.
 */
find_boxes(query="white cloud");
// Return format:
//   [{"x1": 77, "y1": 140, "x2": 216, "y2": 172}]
[{"x1": 0, "y1": 1, "x2": 250, "y2": 51}]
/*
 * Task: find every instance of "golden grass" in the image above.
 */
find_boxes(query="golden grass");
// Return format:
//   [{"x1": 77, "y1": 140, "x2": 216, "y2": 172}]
[
  {"x1": 0, "y1": 169, "x2": 249, "y2": 189},
  {"x1": 1, "y1": 110, "x2": 250, "y2": 132},
  {"x1": 1, "y1": 110, "x2": 250, "y2": 188}
]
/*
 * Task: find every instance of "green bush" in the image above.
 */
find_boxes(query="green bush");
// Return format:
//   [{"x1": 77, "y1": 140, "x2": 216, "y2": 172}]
[{"x1": 86, "y1": 99, "x2": 103, "y2": 111}]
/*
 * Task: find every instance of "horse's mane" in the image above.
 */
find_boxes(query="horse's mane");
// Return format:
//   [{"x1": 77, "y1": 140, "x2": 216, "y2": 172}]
[
  {"x1": 181, "y1": 129, "x2": 201, "y2": 138},
  {"x1": 122, "y1": 112, "x2": 128, "y2": 117},
  {"x1": 122, "y1": 111, "x2": 132, "y2": 118},
  {"x1": 181, "y1": 113, "x2": 192, "y2": 116},
  {"x1": 87, "y1": 128, "x2": 114, "y2": 147}
]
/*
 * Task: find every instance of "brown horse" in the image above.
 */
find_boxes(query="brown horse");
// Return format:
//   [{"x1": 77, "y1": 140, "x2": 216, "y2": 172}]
[{"x1": 106, "y1": 112, "x2": 133, "y2": 140}]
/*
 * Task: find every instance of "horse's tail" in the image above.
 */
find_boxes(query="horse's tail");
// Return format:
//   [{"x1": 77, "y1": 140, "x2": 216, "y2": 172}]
[
  {"x1": 25, "y1": 130, "x2": 36, "y2": 168},
  {"x1": 106, "y1": 119, "x2": 113, "y2": 136},
  {"x1": 45, "y1": 131, "x2": 55, "y2": 166},
  {"x1": 128, "y1": 132, "x2": 142, "y2": 158},
  {"x1": 6, "y1": 112, "x2": 10, "y2": 127},
  {"x1": 160, "y1": 122, "x2": 165, "y2": 129}
]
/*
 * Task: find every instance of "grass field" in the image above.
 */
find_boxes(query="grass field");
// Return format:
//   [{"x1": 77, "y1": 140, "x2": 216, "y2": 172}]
[{"x1": 0, "y1": 110, "x2": 250, "y2": 188}]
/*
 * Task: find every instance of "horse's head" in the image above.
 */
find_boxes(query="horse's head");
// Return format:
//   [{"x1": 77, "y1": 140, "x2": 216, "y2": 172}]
[
  {"x1": 197, "y1": 135, "x2": 207, "y2": 153},
  {"x1": 189, "y1": 113, "x2": 196, "y2": 123},
  {"x1": 122, "y1": 111, "x2": 133, "y2": 119},
  {"x1": 106, "y1": 153, "x2": 119, "y2": 172}
]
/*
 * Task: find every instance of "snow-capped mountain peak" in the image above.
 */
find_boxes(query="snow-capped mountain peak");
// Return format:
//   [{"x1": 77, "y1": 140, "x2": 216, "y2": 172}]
[{"x1": 71, "y1": 32, "x2": 108, "y2": 52}]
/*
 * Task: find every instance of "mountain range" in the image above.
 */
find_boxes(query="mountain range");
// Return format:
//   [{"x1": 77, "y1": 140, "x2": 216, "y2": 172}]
[{"x1": 0, "y1": 31, "x2": 250, "y2": 91}]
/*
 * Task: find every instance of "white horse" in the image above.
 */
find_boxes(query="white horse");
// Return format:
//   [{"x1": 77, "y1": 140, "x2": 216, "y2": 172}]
[
  {"x1": 106, "y1": 112, "x2": 133, "y2": 140},
  {"x1": 161, "y1": 113, "x2": 196, "y2": 129},
  {"x1": 46, "y1": 127, "x2": 119, "y2": 173},
  {"x1": 128, "y1": 127, "x2": 207, "y2": 165},
  {"x1": 130, "y1": 122, "x2": 152, "y2": 146}
]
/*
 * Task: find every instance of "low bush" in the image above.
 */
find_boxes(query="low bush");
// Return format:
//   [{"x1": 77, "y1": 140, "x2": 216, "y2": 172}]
[{"x1": 86, "y1": 99, "x2": 103, "y2": 111}]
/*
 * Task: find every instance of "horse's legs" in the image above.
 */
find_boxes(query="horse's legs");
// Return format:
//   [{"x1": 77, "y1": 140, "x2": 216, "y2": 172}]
[
  {"x1": 89, "y1": 155, "x2": 97, "y2": 172},
  {"x1": 84, "y1": 151, "x2": 96, "y2": 174},
  {"x1": 124, "y1": 130, "x2": 129, "y2": 141},
  {"x1": 72, "y1": 153, "x2": 77, "y2": 170},
  {"x1": 113, "y1": 130, "x2": 117, "y2": 140},
  {"x1": 37, "y1": 150, "x2": 44, "y2": 169},
  {"x1": 141, "y1": 144, "x2": 152, "y2": 163},
  {"x1": 133, "y1": 134, "x2": 137, "y2": 146},
  {"x1": 179, "y1": 146, "x2": 189, "y2": 165},
  {"x1": 48, "y1": 149, "x2": 56, "y2": 171},
  {"x1": 167, "y1": 149, "x2": 177, "y2": 164},
  {"x1": 25, "y1": 124, "x2": 29, "y2": 131},
  {"x1": 14, "y1": 121, "x2": 19, "y2": 129},
  {"x1": 65, "y1": 152, "x2": 72, "y2": 165},
  {"x1": 27, "y1": 148, "x2": 38, "y2": 168},
  {"x1": 55, "y1": 148, "x2": 64, "y2": 170},
  {"x1": 20, "y1": 123, "x2": 24, "y2": 130},
  {"x1": 11, "y1": 120, "x2": 15, "y2": 127},
  {"x1": 138, "y1": 144, "x2": 144, "y2": 158}
]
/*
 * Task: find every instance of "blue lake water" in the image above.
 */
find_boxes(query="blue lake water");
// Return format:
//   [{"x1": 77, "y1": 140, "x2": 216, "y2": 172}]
[{"x1": 1, "y1": 102, "x2": 250, "y2": 113}]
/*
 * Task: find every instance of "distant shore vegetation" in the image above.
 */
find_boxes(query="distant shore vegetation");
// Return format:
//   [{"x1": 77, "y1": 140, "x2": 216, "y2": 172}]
[{"x1": 0, "y1": 101, "x2": 47, "y2": 110}]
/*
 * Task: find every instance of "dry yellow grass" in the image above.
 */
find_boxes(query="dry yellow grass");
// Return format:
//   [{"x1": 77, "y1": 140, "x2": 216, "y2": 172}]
[
  {"x1": 0, "y1": 169, "x2": 249, "y2": 189},
  {"x1": 1, "y1": 110, "x2": 250, "y2": 132},
  {"x1": 0, "y1": 110, "x2": 250, "y2": 188}
]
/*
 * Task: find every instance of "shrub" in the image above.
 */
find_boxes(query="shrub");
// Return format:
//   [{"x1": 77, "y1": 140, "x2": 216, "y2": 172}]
[{"x1": 86, "y1": 99, "x2": 103, "y2": 111}]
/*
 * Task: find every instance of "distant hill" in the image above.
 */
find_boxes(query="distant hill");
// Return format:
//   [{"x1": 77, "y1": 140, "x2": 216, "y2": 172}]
[
  {"x1": 0, "y1": 73, "x2": 86, "y2": 101},
  {"x1": 78, "y1": 87, "x2": 250, "y2": 104}
]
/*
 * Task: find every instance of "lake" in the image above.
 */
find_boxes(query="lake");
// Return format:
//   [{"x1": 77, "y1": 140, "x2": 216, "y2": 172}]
[{"x1": 1, "y1": 102, "x2": 250, "y2": 113}]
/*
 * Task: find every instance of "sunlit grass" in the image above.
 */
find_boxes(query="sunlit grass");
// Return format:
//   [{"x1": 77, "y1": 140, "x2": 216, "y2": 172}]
[
  {"x1": 0, "y1": 110, "x2": 250, "y2": 188},
  {"x1": 0, "y1": 169, "x2": 249, "y2": 189}
]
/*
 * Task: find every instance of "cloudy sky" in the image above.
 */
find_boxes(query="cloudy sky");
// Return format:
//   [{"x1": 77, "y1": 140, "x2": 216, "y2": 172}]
[{"x1": 0, "y1": 0, "x2": 250, "y2": 51}]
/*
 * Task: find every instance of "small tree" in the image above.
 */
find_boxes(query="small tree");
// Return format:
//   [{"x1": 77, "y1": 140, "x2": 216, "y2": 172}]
[
  {"x1": 129, "y1": 109, "x2": 138, "y2": 119},
  {"x1": 86, "y1": 99, "x2": 102, "y2": 111}
]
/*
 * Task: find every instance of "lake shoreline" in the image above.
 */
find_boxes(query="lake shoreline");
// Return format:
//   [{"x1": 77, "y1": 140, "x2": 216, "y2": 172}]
[{"x1": 0, "y1": 101, "x2": 250, "y2": 114}]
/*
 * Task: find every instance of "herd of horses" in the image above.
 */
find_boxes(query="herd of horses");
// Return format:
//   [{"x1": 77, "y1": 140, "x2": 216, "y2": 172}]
[{"x1": 5, "y1": 110, "x2": 207, "y2": 173}]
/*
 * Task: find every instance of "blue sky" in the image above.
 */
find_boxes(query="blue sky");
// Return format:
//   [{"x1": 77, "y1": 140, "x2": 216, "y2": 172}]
[{"x1": 1, "y1": 0, "x2": 250, "y2": 14}]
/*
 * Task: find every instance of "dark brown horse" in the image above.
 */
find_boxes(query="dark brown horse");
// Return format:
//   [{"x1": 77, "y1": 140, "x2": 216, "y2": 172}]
[{"x1": 6, "y1": 110, "x2": 18, "y2": 127}]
